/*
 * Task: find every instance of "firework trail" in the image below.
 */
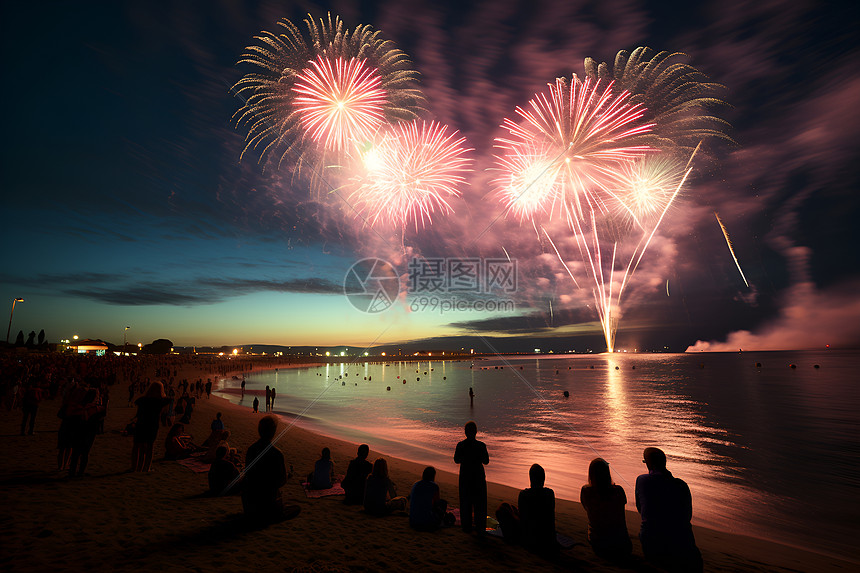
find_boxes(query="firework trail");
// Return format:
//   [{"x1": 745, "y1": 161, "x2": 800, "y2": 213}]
[
  {"x1": 714, "y1": 211, "x2": 750, "y2": 287},
  {"x1": 232, "y1": 13, "x2": 425, "y2": 188},
  {"x1": 347, "y1": 120, "x2": 473, "y2": 232}
]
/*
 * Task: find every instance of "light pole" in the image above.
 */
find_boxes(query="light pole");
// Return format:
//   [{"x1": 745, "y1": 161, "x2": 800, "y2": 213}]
[
  {"x1": 6, "y1": 297, "x2": 24, "y2": 344},
  {"x1": 124, "y1": 326, "x2": 131, "y2": 351}
]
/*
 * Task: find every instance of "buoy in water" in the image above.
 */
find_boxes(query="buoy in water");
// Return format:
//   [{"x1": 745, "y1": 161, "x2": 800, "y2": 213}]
[
  {"x1": 563, "y1": 390, "x2": 570, "y2": 398},
  {"x1": 632, "y1": 366, "x2": 636, "y2": 370},
  {"x1": 790, "y1": 364, "x2": 797, "y2": 369},
  {"x1": 443, "y1": 376, "x2": 446, "y2": 380},
  {"x1": 403, "y1": 380, "x2": 407, "y2": 384},
  {"x1": 813, "y1": 364, "x2": 820, "y2": 369},
  {"x1": 615, "y1": 366, "x2": 619, "y2": 370},
  {"x1": 755, "y1": 363, "x2": 762, "y2": 368},
  {"x1": 387, "y1": 386, "x2": 391, "y2": 391}
]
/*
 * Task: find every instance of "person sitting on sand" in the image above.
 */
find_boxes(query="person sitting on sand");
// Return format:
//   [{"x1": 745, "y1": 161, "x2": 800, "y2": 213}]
[
  {"x1": 211, "y1": 412, "x2": 224, "y2": 432},
  {"x1": 342, "y1": 444, "x2": 373, "y2": 505},
  {"x1": 363, "y1": 458, "x2": 407, "y2": 516},
  {"x1": 580, "y1": 457, "x2": 632, "y2": 562},
  {"x1": 164, "y1": 422, "x2": 196, "y2": 460},
  {"x1": 516, "y1": 463, "x2": 558, "y2": 556},
  {"x1": 409, "y1": 466, "x2": 448, "y2": 531},
  {"x1": 454, "y1": 421, "x2": 489, "y2": 535},
  {"x1": 203, "y1": 429, "x2": 239, "y2": 464},
  {"x1": 636, "y1": 447, "x2": 703, "y2": 573},
  {"x1": 208, "y1": 445, "x2": 240, "y2": 496},
  {"x1": 242, "y1": 415, "x2": 298, "y2": 523},
  {"x1": 307, "y1": 447, "x2": 335, "y2": 490}
]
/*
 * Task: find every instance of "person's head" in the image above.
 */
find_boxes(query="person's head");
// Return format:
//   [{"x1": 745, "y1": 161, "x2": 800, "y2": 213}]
[
  {"x1": 529, "y1": 463, "x2": 545, "y2": 488},
  {"x1": 357, "y1": 444, "x2": 370, "y2": 459},
  {"x1": 216, "y1": 412, "x2": 221, "y2": 419},
  {"x1": 588, "y1": 458, "x2": 612, "y2": 489},
  {"x1": 464, "y1": 421, "x2": 477, "y2": 438},
  {"x1": 422, "y1": 466, "x2": 436, "y2": 482},
  {"x1": 321, "y1": 447, "x2": 331, "y2": 460},
  {"x1": 215, "y1": 445, "x2": 227, "y2": 460},
  {"x1": 257, "y1": 415, "x2": 278, "y2": 441},
  {"x1": 145, "y1": 381, "x2": 165, "y2": 399},
  {"x1": 371, "y1": 457, "x2": 389, "y2": 479},
  {"x1": 643, "y1": 447, "x2": 667, "y2": 471}
]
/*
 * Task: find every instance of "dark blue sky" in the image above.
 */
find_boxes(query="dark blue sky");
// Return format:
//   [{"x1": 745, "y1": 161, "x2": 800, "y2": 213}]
[{"x1": 2, "y1": 0, "x2": 858, "y2": 351}]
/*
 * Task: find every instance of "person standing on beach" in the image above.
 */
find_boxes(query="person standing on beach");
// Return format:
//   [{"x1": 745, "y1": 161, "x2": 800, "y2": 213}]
[
  {"x1": 265, "y1": 385, "x2": 271, "y2": 412},
  {"x1": 270, "y1": 387, "x2": 276, "y2": 411},
  {"x1": 635, "y1": 447, "x2": 703, "y2": 572},
  {"x1": 253, "y1": 396, "x2": 259, "y2": 413},
  {"x1": 131, "y1": 382, "x2": 171, "y2": 472},
  {"x1": 242, "y1": 415, "x2": 298, "y2": 523},
  {"x1": 469, "y1": 387, "x2": 475, "y2": 408},
  {"x1": 454, "y1": 421, "x2": 490, "y2": 536},
  {"x1": 241, "y1": 378, "x2": 245, "y2": 397}
]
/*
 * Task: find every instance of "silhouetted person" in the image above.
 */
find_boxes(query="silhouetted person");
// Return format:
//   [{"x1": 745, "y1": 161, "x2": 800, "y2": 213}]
[
  {"x1": 20, "y1": 384, "x2": 42, "y2": 435},
  {"x1": 252, "y1": 396, "x2": 259, "y2": 413},
  {"x1": 342, "y1": 444, "x2": 372, "y2": 505},
  {"x1": 454, "y1": 421, "x2": 489, "y2": 535},
  {"x1": 67, "y1": 388, "x2": 105, "y2": 477},
  {"x1": 409, "y1": 466, "x2": 448, "y2": 531},
  {"x1": 131, "y1": 382, "x2": 170, "y2": 472},
  {"x1": 581, "y1": 457, "x2": 632, "y2": 562},
  {"x1": 208, "y1": 445, "x2": 240, "y2": 496},
  {"x1": 307, "y1": 447, "x2": 334, "y2": 490},
  {"x1": 469, "y1": 387, "x2": 474, "y2": 407},
  {"x1": 518, "y1": 464, "x2": 558, "y2": 556},
  {"x1": 242, "y1": 415, "x2": 297, "y2": 523},
  {"x1": 265, "y1": 385, "x2": 271, "y2": 412},
  {"x1": 363, "y1": 458, "x2": 406, "y2": 515},
  {"x1": 636, "y1": 447, "x2": 703, "y2": 573},
  {"x1": 270, "y1": 387, "x2": 276, "y2": 410},
  {"x1": 241, "y1": 378, "x2": 246, "y2": 397}
]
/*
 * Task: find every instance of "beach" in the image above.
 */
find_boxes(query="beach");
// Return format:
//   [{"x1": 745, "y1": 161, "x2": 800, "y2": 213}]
[{"x1": 0, "y1": 360, "x2": 854, "y2": 573}]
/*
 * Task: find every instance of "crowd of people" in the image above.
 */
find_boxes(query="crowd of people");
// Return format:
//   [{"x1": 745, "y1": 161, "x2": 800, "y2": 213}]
[{"x1": 3, "y1": 353, "x2": 703, "y2": 571}]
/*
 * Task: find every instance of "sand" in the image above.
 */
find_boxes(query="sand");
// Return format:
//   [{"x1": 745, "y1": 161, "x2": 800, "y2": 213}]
[{"x1": 0, "y1": 360, "x2": 855, "y2": 573}]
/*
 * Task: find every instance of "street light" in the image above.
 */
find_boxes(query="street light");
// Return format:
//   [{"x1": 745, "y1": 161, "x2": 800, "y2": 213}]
[
  {"x1": 6, "y1": 297, "x2": 24, "y2": 344},
  {"x1": 124, "y1": 325, "x2": 131, "y2": 350}
]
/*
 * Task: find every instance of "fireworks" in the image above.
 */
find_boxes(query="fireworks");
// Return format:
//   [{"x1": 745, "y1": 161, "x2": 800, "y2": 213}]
[
  {"x1": 493, "y1": 69, "x2": 712, "y2": 351},
  {"x1": 584, "y1": 47, "x2": 733, "y2": 151},
  {"x1": 292, "y1": 55, "x2": 387, "y2": 152},
  {"x1": 715, "y1": 212, "x2": 750, "y2": 287},
  {"x1": 348, "y1": 121, "x2": 473, "y2": 230},
  {"x1": 608, "y1": 156, "x2": 685, "y2": 229},
  {"x1": 493, "y1": 76, "x2": 655, "y2": 224},
  {"x1": 232, "y1": 13, "x2": 424, "y2": 171}
]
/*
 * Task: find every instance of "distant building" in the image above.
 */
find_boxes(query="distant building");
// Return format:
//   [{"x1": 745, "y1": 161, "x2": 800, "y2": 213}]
[{"x1": 72, "y1": 339, "x2": 109, "y2": 356}]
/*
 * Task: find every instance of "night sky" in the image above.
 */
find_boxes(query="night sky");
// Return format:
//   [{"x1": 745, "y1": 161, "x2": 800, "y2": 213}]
[{"x1": 2, "y1": 0, "x2": 858, "y2": 351}]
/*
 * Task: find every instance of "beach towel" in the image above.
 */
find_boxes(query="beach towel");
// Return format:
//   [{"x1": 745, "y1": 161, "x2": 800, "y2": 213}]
[
  {"x1": 301, "y1": 479, "x2": 345, "y2": 498},
  {"x1": 176, "y1": 455, "x2": 211, "y2": 473}
]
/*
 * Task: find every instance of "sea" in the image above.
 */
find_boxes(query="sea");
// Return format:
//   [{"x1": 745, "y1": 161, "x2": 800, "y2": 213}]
[{"x1": 216, "y1": 349, "x2": 860, "y2": 563}]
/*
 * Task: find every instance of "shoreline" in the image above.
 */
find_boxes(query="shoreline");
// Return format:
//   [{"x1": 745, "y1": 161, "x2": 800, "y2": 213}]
[
  {"x1": 220, "y1": 359, "x2": 858, "y2": 567},
  {"x1": 0, "y1": 359, "x2": 855, "y2": 572}
]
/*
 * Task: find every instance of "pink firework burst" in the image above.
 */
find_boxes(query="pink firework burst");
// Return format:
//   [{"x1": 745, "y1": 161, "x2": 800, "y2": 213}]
[
  {"x1": 292, "y1": 55, "x2": 388, "y2": 152},
  {"x1": 493, "y1": 76, "x2": 655, "y2": 224},
  {"x1": 349, "y1": 121, "x2": 473, "y2": 230}
]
